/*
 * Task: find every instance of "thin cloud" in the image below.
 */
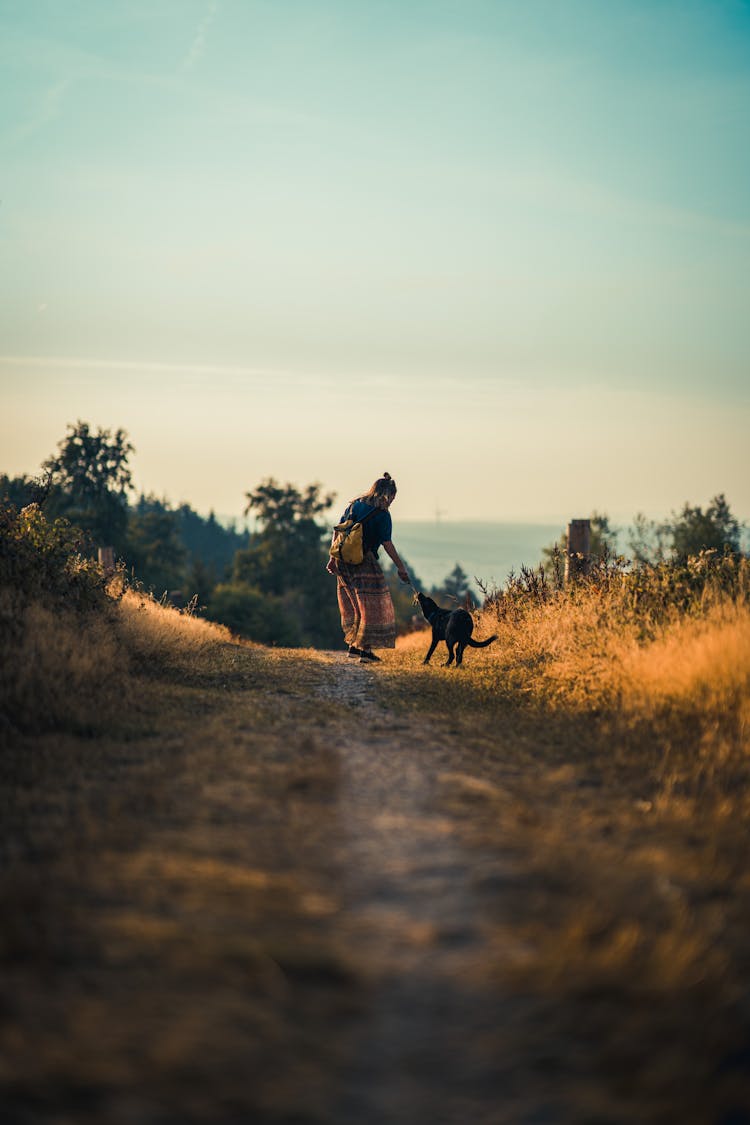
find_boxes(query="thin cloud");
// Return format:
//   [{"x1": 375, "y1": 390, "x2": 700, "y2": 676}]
[
  {"x1": 180, "y1": 1, "x2": 219, "y2": 73},
  {"x1": 0, "y1": 355, "x2": 273, "y2": 379},
  {"x1": 0, "y1": 355, "x2": 467, "y2": 395},
  {"x1": 0, "y1": 355, "x2": 332, "y2": 394}
]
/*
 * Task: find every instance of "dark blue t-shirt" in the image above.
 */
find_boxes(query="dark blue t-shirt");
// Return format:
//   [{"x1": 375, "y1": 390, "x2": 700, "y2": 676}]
[{"x1": 342, "y1": 499, "x2": 392, "y2": 557}]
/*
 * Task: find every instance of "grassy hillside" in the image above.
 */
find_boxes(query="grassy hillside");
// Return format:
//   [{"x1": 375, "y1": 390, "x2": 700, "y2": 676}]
[
  {"x1": 2, "y1": 505, "x2": 749, "y2": 1122},
  {"x1": 398, "y1": 555, "x2": 750, "y2": 804},
  {"x1": 0, "y1": 503, "x2": 240, "y2": 740}
]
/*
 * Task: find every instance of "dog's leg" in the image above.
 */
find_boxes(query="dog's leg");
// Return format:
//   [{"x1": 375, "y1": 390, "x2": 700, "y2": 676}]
[
  {"x1": 444, "y1": 643, "x2": 455, "y2": 667},
  {"x1": 423, "y1": 637, "x2": 439, "y2": 664},
  {"x1": 455, "y1": 643, "x2": 465, "y2": 666}
]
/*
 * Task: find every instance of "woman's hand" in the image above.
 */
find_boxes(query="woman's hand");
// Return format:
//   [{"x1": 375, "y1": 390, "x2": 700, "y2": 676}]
[
  {"x1": 382, "y1": 541, "x2": 410, "y2": 584},
  {"x1": 326, "y1": 559, "x2": 336, "y2": 575}
]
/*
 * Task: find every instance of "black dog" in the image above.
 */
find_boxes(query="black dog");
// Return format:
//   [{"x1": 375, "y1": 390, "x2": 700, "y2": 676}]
[{"x1": 417, "y1": 593, "x2": 497, "y2": 667}]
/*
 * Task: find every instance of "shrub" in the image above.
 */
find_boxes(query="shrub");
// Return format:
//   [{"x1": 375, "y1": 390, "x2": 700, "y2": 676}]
[
  {"x1": 481, "y1": 550, "x2": 750, "y2": 638},
  {"x1": 207, "y1": 582, "x2": 302, "y2": 646},
  {"x1": 465, "y1": 550, "x2": 750, "y2": 756},
  {"x1": 0, "y1": 502, "x2": 239, "y2": 737},
  {"x1": 0, "y1": 502, "x2": 109, "y2": 613},
  {"x1": 0, "y1": 502, "x2": 127, "y2": 736}
]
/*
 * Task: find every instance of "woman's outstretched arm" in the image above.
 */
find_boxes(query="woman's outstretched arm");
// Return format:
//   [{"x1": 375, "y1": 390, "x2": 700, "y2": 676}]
[{"x1": 382, "y1": 540, "x2": 410, "y2": 583}]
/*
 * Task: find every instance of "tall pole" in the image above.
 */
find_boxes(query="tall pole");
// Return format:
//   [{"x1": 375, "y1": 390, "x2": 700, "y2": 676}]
[
  {"x1": 565, "y1": 519, "x2": 591, "y2": 582},
  {"x1": 98, "y1": 546, "x2": 115, "y2": 575}
]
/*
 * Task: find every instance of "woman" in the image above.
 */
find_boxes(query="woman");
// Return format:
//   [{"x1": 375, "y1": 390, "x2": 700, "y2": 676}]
[{"x1": 326, "y1": 472, "x2": 411, "y2": 663}]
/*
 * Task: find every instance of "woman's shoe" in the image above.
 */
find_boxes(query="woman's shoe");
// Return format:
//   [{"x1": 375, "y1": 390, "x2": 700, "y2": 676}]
[
  {"x1": 348, "y1": 646, "x2": 364, "y2": 658},
  {"x1": 359, "y1": 650, "x2": 381, "y2": 663}
]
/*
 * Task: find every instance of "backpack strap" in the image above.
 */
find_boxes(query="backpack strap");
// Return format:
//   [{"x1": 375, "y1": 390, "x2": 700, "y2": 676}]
[{"x1": 346, "y1": 502, "x2": 380, "y2": 525}]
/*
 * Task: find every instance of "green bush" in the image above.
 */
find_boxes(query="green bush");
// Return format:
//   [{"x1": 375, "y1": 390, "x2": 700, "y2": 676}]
[
  {"x1": 0, "y1": 502, "x2": 110, "y2": 613},
  {"x1": 0, "y1": 502, "x2": 129, "y2": 737},
  {"x1": 207, "y1": 582, "x2": 302, "y2": 646}
]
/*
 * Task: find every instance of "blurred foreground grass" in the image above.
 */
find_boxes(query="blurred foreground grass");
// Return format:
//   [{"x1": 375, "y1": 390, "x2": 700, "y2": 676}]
[{"x1": 1, "y1": 526, "x2": 750, "y2": 1122}]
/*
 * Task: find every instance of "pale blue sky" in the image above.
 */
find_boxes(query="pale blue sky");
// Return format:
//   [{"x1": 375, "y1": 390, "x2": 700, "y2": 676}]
[{"x1": 2, "y1": 0, "x2": 749, "y2": 521}]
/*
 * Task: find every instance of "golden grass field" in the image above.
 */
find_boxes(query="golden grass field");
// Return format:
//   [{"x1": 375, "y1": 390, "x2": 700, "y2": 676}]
[{"x1": 1, "y1": 578, "x2": 750, "y2": 1123}]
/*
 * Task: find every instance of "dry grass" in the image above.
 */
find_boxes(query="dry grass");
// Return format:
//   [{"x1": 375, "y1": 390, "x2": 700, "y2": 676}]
[
  {"x1": 395, "y1": 589, "x2": 750, "y2": 843},
  {"x1": 0, "y1": 586, "x2": 245, "y2": 740},
  {"x1": 617, "y1": 604, "x2": 750, "y2": 719},
  {"x1": 116, "y1": 589, "x2": 238, "y2": 675},
  {"x1": 387, "y1": 593, "x2": 750, "y2": 1122},
  {"x1": 2, "y1": 552, "x2": 750, "y2": 1122},
  {"x1": 399, "y1": 583, "x2": 750, "y2": 733},
  {"x1": 0, "y1": 587, "x2": 127, "y2": 737}
]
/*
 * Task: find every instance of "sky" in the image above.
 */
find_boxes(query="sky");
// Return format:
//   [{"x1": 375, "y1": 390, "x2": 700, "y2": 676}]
[{"x1": 1, "y1": 0, "x2": 749, "y2": 523}]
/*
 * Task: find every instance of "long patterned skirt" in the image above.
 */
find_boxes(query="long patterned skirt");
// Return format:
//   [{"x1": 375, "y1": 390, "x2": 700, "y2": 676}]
[{"x1": 334, "y1": 552, "x2": 396, "y2": 650}]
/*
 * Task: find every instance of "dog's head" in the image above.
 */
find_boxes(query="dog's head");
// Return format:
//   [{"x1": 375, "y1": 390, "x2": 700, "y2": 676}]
[{"x1": 417, "y1": 593, "x2": 440, "y2": 621}]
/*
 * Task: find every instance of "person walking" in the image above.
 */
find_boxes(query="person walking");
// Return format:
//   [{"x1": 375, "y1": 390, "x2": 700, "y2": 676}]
[{"x1": 326, "y1": 472, "x2": 411, "y2": 663}]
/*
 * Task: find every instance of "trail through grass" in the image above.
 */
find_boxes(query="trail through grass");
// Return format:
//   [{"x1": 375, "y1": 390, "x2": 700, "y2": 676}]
[{"x1": 2, "y1": 623, "x2": 750, "y2": 1124}]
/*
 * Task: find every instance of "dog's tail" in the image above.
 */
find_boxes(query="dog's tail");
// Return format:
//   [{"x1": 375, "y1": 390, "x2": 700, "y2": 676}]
[{"x1": 467, "y1": 634, "x2": 497, "y2": 648}]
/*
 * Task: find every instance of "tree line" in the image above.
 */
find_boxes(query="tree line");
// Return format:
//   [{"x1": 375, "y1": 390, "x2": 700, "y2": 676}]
[
  {"x1": 542, "y1": 500, "x2": 744, "y2": 575},
  {"x1": 1, "y1": 421, "x2": 469, "y2": 648},
  {"x1": 3, "y1": 421, "x2": 744, "y2": 648}
]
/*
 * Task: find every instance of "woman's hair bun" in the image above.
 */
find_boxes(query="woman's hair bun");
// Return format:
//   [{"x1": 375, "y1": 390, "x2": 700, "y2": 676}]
[{"x1": 362, "y1": 472, "x2": 396, "y2": 504}]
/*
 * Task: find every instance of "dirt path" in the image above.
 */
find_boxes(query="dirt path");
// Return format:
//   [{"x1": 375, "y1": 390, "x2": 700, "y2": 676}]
[
  {"x1": 314, "y1": 654, "x2": 519, "y2": 977},
  {"x1": 314, "y1": 655, "x2": 510, "y2": 1121},
  {"x1": 2, "y1": 646, "x2": 748, "y2": 1124},
  {"x1": 293, "y1": 651, "x2": 574, "y2": 1123}
]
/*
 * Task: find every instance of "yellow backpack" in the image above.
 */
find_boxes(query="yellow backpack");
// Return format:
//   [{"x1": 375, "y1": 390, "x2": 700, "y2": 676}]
[{"x1": 329, "y1": 505, "x2": 378, "y2": 565}]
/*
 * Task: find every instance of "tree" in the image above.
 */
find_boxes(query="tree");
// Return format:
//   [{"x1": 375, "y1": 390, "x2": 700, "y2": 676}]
[
  {"x1": 244, "y1": 479, "x2": 336, "y2": 528},
  {"x1": 43, "y1": 421, "x2": 134, "y2": 551},
  {"x1": 0, "y1": 473, "x2": 38, "y2": 510},
  {"x1": 441, "y1": 563, "x2": 472, "y2": 603},
  {"x1": 232, "y1": 478, "x2": 340, "y2": 647},
  {"x1": 665, "y1": 494, "x2": 742, "y2": 558},
  {"x1": 177, "y1": 504, "x2": 249, "y2": 578},
  {"x1": 238, "y1": 479, "x2": 336, "y2": 595},
  {"x1": 207, "y1": 582, "x2": 302, "y2": 646},
  {"x1": 629, "y1": 495, "x2": 743, "y2": 563},
  {"x1": 186, "y1": 556, "x2": 218, "y2": 607},
  {"x1": 126, "y1": 494, "x2": 187, "y2": 594},
  {"x1": 628, "y1": 512, "x2": 671, "y2": 565}
]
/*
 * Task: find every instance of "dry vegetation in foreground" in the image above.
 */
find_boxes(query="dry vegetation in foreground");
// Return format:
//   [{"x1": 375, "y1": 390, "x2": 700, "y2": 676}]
[
  {"x1": 0, "y1": 500, "x2": 242, "y2": 738},
  {"x1": 2, "y1": 507, "x2": 750, "y2": 1122},
  {"x1": 396, "y1": 554, "x2": 750, "y2": 799},
  {"x1": 0, "y1": 589, "x2": 244, "y2": 739}
]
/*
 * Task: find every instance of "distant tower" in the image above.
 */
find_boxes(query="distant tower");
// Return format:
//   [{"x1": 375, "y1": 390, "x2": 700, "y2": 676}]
[{"x1": 435, "y1": 502, "x2": 446, "y2": 524}]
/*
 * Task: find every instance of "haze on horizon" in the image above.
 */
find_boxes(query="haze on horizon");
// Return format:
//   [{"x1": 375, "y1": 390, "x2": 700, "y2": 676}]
[{"x1": 2, "y1": 0, "x2": 749, "y2": 524}]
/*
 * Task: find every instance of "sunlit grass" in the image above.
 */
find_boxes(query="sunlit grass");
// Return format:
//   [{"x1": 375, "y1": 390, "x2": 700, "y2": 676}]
[
  {"x1": 397, "y1": 583, "x2": 750, "y2": 718},
  {"x1": 617, "y1": 604, "x2": 750, "y2": 719},
  {"x1": 391, "y1": 578, "x2": 750, "y2": 825},
  {"x1": 0, "y1": 587, "x2": 248, "y2": 738},
  {"x1": 117, "y1": 589, "x2": 237, "y2": 673},
  {"x1": 2, "y1": 545, "x2": 750, "y2": 1122}
]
